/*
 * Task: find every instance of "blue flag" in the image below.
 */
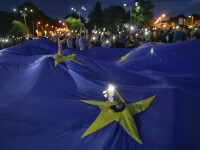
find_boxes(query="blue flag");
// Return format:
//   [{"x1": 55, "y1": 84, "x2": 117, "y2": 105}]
[{"x1": 0, "y1": 38, "x2": 200, "y2": 150}]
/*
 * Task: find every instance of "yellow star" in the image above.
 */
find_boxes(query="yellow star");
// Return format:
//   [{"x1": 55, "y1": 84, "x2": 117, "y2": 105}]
[
  {"x1": 54, "y1": 54, "x2": 83, "y2": 66},
  {"x1": 81, "y1": 92, "x2": 155, "y2": 144},
  {"x1": 117, "y1": 52, "x2": 132, "y2": 63}
]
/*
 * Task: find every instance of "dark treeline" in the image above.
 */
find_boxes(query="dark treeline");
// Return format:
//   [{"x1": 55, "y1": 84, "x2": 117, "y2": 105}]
[{"x1": 0, "y1": 1, "x2": 200, "y2": 36}]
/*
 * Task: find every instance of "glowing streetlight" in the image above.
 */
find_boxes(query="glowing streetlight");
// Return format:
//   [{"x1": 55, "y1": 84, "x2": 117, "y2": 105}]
[
  {"x1": 45, "y1": 24, "x2": 49, "y2": 31},
  {"x1": 123, "y1": 3, "x2": 133, "y2": 26},
  {"x1": 71, "y1": 6, "x2": 86, "y2": 19},
  {"x1": 81, "y1": 6, "x2": 86, "y2": 11},
  {"x1": 13, "y1": 8, "x2": 34, "y2": 36},
  {"x1": 189, "y1": 15, "x2": 194, "y2": 26},
  {"x1": 37, "y1": 21, "x2": 40, "y2": 31},
  {"x1": 155, "y1": 14, "x2": 166, "y2": 28}
]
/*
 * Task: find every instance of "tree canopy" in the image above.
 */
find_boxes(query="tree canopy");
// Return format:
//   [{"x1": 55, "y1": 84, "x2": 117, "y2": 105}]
[
  {"x1": 87, "y1": 2, "x2": 126, "y2": 32},
  {"x1": 132, "y1": 0, "x2": 154, "y2": 28},
  {"x1": 87, "y1": 1, "x2": 103, "y2": 30},
  {"x1": 65, "y1": 13, "x2": 86, "y2": 24},
  {"x1": 9, "y1": 20, "x2": 26, "y2": 37},
  {"x1": 65, "y1": 17, "x2": 83, "y2": 31}
]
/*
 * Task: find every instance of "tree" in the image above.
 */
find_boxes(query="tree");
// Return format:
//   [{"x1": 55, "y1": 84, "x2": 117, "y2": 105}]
[
  {"x1": 0, "y1": 11, "x2": 21, "y2": 36},
  {"x1": 101, "y1": 6, "x2": 126, "y2": 32},
  {"x1": 65, "y1": 17, "x2": 83, "y2": 31},
  {"x1": 132, "y1": 0, "x2": 154, "y2": 28},
  {"x1": 87, "y1": 2, "x2": 126, "y2": 32},
  {"x1": 65, "y1": 13, "x2": 86, "y2": 24},
  {"x1": 87, "y1": 1, "x2": 103, "y2": 30},
  {"x1": 9, "y1": 20, "x2": 26, "y2": 37}
]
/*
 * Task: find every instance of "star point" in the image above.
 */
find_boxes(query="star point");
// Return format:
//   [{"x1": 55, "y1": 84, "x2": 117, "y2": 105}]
[
  {"x1": 54, "y1": 54, "x2": 83, "y2": 66},
  {"x1": 81, "y1": 93, "x2": 155, "y2": 144},
  {"x1": 117, "y1": 52, "x2": 132, "y2": 63}
]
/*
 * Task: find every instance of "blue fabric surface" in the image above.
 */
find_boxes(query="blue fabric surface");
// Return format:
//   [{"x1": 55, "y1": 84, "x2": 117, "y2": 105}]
[{"x1": 0, "y1": 38, "x2": 200, "y2": 150}]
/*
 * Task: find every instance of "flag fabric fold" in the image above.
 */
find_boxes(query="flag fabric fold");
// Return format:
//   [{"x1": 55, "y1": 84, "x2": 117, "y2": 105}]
[{"x1": 0, "y1": 38, "x2": 200, "y2": 150}]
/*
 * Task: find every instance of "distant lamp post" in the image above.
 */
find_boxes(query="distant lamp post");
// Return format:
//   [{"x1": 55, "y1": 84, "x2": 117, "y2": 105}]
[
  {"x1": 21, "y1": 12, "x2": 28, "y2": 35},
  {"x1": 123, "y1": 3, "x2": 133, "y2": 26},
  {"x1": 36, "y1": 22, "x2": 40, "y2": 36},
  {"x1": 71, "y1": 6, "x2": 86, "y2": 20},
  {"x1": 81, "y1": 6, "x2": 86, "y2": 11},
  {"x1": 45, "y1": 24, "x2": 49, "y2": 31},
  {"x1": 160, "y1": 14, "x2": 166, "y2": 27},
  {"x1": 154, "y1": 13, "x2": 166, "y2": 28},
  {"x1": 37, "y1": 22, "x2": 40, "y2": 30},
  {"x1": 162, "y1": 14, "x2": 165, "y2": 18},
  {"x1": 189, "y1": 15, "x2": 194, "y2": 26},
  {"x1": 13, "y1": 8, "x2": 34, "y2": 36}
]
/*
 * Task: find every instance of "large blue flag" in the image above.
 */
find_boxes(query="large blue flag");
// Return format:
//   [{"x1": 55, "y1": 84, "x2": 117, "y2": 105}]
[{"x1": 0, "y1": 38, "x2": 200, "y2": 150}]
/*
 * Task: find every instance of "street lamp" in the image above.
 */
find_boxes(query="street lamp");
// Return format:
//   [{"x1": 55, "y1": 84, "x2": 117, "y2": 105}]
[
  {"x1": 123, "y1": 3, "x2": 133, "y2": 26},
  {"x1": 37, "y1": 22, "x2": 40, "y2": 30},
  {"x1": 13, "y1": 8, "x2": 33, "y2": 36},
  {"x1": 189, "y1": 15, "x2": 194, "y2": 26},
  {"x1": 160, "y1": 14, "x2": 166, "y2": 27},
  {"x1": 154, "y1": 13, "x2": 166, "y2": 28},
  {"x1": 36, "y1": 22, "x2": 40, "y2": 36},
  {"x1": 45, "y1": 24, "x2": 49, "y2": 30},
  {"x1": 71, "y1": 6, "x2": 86, "y2": 19},
  {"x1": 81, "y1": 6, "x2": 86, "y2": 11}
]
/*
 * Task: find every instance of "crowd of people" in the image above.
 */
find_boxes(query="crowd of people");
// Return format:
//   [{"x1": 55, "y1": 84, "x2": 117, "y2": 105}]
[
  {"x1": 1, "y1": 24, "x2": 200, "y2": 50},
  {"x1": 51, "y1": 25, "x2": 200, "y2": 50}
]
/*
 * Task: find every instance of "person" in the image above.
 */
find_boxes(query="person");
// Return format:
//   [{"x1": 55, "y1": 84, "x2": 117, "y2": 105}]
[
  {"x1": 194, "y1": 25, "x2": 200, "y2": 39},
  {"x1": 92, "y1": 25, "x2": 97, "y2": 35},
  {"x1": 173, "y1": 26, "x2": 184, "y2": 42},
  {"x1": 125, "y1": 34, "x2": 139, "y2": 48},
  {"x1": 75, "y1": 34, "x2": 80, "y2": 49},
  {"x1": 117, "y1": 33, "x2": 127, "y2": 48},
  {"x1": 66, "y1": 35, "x2": 74, "y2": 48},
  {"x1": 78, "y1": 32, "x2": 89, "y2": 50},
  {"x1": 57, "y1": 37, "x2": 65, "y2": 57},
  {"x1": 103, "y1": 86, "x2": 125, "y2": 112}
]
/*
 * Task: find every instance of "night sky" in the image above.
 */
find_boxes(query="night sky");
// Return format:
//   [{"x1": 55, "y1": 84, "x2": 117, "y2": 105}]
[{"x1": 0, "y1": 0, "x2": 200, "y2": 19}]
